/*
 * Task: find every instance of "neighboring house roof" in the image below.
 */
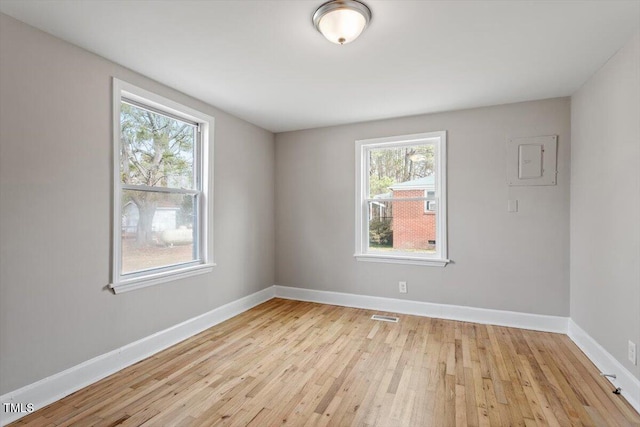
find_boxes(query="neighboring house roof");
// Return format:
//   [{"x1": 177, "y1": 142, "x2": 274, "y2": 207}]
[
  {"x1": 390, "y1": 176, "x2": 435, "y2": 190},
  {"x1": 373, "y1": 192, "x2": 393, "y2": 200}
]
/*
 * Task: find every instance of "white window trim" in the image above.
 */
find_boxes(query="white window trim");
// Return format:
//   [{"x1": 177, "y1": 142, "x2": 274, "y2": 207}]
[
  {"x1": 109, "y1": 78, "x2": 215, "y2": 294},
  {"x1": 354, "y1": 131, "x2": 449, "y2": 267}
]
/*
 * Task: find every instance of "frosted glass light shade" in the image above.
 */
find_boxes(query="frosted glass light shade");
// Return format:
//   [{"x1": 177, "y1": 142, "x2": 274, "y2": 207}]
[
  {"x1": 318, "y1": 9, "x2": 366, "y2": 44},
  {"x1": 313, "y1": 0, "x2": 371, "y2": 45}
]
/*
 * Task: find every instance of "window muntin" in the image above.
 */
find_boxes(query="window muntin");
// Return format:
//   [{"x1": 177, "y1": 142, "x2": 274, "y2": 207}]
[
  {"x1": 111, "y1": 79, "x2": 214, "y2": 293},
  {"x1": 355, "y1": 132, "x2": 448, "y2": 266}
]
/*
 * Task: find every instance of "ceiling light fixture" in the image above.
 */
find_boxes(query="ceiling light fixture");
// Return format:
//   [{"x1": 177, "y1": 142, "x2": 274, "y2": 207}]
[{"x1": 313, "y1": 0, "x2": 372, "y2": 45}]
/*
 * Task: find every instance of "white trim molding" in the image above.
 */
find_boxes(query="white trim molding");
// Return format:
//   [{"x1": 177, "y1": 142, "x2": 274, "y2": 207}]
[
  {"x1": 355, "y1": 131, "x2": 449, "y2": 267},
  {"x1": 111, "y1": 77, "x2": 215, "y2": 294},
  {"x1": 355, "y1": 254, "x2": 449, "y2": 267},
  {"x1": 6, "y1": 286, "x2": 640, "y2": 425},
  {"x1": 109, "y1": 263, "x2": 215, "y2": 294},
  {"x1": 0, "y1": 287, "x2": 275, "y2": 426},
  {"x1": 568, "y1": 319, "x2": 640, "y2": 413},
  {"x1": 274, "y1": 285, "x2": 568, "y2": 333}
]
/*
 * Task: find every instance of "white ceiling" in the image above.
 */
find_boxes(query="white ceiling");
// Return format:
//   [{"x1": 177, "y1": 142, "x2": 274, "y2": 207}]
[{"x1": 1, "y1": 1, "x2": 639, "y2": 133}]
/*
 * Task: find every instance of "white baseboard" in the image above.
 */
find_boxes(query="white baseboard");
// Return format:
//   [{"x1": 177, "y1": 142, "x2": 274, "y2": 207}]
[
  {"x1": 568, "y1": 319, "x2": 640, "y2": 413},
  {"x1": 274, "y1": 285, "x2": 568, "y2": 333},
  {"x1": 5, "y1": 285, "x2": 637, "y2": 425},
  {"x1": 0, "y1": 286, "x2": 275, "y2": 426}
]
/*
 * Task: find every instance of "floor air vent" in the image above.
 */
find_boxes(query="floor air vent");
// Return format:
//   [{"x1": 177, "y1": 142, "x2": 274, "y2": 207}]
[{"x1": 371, "y1": 314, "x2": 399, "y2": 323}]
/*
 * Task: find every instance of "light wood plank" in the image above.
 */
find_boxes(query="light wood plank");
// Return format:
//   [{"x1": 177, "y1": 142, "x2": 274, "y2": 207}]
[{"x1": 9, "y1": 299, "x2": 640, "y2": 426}]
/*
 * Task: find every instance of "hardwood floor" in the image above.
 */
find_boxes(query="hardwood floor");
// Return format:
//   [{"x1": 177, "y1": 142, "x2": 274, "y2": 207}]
[{"x1": 12, "y1": 298, "x2": 640, "y2": 426}]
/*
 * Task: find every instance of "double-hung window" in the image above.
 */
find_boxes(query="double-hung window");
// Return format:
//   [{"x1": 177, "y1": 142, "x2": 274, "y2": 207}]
[
  {"x1": 355, "y1": 131, "x2": 449, "y2": 266},
  {"x1": 111, "y1": 79, "x2": 214, "y2": 293}
]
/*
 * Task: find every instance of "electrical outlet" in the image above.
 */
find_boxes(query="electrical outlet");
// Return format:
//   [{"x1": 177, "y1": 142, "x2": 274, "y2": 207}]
[
  {"x1": 629, "y1": 340, "x2": 637, "y2": 365},
  {"x1": 399, "y1": 281, "x2": 407, "y2": 294}
]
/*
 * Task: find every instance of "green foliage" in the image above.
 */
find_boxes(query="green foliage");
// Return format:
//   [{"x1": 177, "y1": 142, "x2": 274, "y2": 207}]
[
  {"x1": 120, "y1": 102, "x2": 196, "y2": 245},
  {"x1": 368, "y1": 144, "x2": 435, "y2": 196},
  {"x1": 120, "y1": 102, "x2": 194, "y2": 188},
  {"x1": 369, "y1": 218, "x2": 393, "y2": 247},
  {"x1": 369, "y1": 176, "x2": 394, "y2": 198}
]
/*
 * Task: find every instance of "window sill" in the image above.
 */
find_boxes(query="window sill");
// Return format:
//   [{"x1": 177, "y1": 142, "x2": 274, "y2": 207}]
[
  {"x1": 354, "y1": 254, "x2": 450, "y2": 267},
  {"x1": 109, "y1": 263, "x2": 216, "y2": 294}
]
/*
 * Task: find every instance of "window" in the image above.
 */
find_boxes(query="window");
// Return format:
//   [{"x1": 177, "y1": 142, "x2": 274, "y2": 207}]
[
  {"x1": 424, "y1": 191, "x2": 436, "y2": 212},
  {"x1": 355, "y1": 131, "x2": 449, "y2": 266},
  {"x1": 110, "y1": 79, "x2": 214, "y2": 293}
]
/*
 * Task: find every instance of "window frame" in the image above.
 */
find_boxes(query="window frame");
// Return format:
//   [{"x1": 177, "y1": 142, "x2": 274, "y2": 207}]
[
  {"x1": 424, "y1": 190, "x2": 436, "y2": 213},
  {"x1": 110, "y1": 78, "x2": 215, "y2": 294},
  {"x1": 354, "y1": 131, "x2": 449, "y2": 267}
]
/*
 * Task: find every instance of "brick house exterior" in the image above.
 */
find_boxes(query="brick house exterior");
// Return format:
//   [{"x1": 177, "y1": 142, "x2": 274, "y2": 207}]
[{"x1": 390, "y1": 176, "x2": 436, "y2": 250}]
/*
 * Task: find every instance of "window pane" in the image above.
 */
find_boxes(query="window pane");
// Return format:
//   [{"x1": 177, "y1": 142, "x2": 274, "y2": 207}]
[
  {"x1": 368, "y1": 200, "x2": 437, "y2": 254},
  {"x1": 121, "y1": 190, "x2": 198, "y2": 274},
  {"x1": 120, "y1": 102, "x2": 196, "y2": 189},
  {"x1": 368, "y1": 144, "x2": 435, "y2": 197}
]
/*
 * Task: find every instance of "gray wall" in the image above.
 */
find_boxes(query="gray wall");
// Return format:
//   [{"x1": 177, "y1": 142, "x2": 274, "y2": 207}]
[
  {"x1": 276, "y1": 98, "x2": 571, "y2": 316},
  {"x1": 570, "y1": 31, "x2": 640, "y2": 380},
  {"x1": 0, "y1": 14, "x2": 275, "y2": 394},
  {"x1": 12, "y1": 7, "x2": 637, "y2": 398}
]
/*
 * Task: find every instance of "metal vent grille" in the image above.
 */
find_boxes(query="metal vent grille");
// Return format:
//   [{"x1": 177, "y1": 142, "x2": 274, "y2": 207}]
[{"x1": 371, "y1": 314, "x2": 399, "y2": 323}]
